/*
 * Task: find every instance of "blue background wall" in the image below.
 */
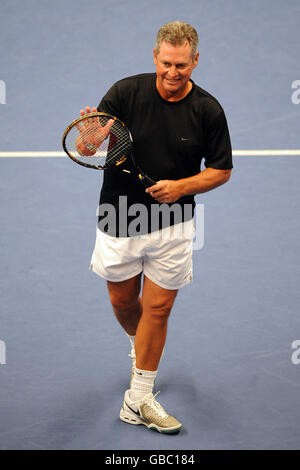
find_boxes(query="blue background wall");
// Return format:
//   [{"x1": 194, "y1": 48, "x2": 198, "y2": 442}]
[
  {"x1": 0, "y1": 0, "x2": 300, "y2": 150},
  {"x1": 1, "y1": 0, "x2": 300, "y2": 450}
]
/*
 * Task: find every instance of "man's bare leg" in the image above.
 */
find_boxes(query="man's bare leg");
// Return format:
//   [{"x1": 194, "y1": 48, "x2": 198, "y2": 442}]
[
  {"x1": 107, "y1": 274, "x2": 177, "y2": 370},
  {"x1": 134, "y1": 275, "x2": 178, "y2": 371},
  {"x1": 106, "y1": 273, "x2": 142, "y2": 336}
]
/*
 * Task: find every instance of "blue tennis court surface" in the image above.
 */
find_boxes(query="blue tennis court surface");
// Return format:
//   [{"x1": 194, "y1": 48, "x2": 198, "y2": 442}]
[{"x1": 1, "y1": 0, "x2": 300, "y2": 450}]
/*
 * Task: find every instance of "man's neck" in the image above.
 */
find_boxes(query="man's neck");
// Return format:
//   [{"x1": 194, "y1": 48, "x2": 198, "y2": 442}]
[{"x1": 156, "y1": 80, "x2": 192, "y2": 102}]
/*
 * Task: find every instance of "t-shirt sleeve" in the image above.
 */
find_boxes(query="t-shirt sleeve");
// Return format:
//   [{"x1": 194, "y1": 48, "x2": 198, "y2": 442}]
[
  {"x1": 203, "y1": 105, "x2": 233, "y2": 170},
  {"x1": 97, "y1": 82, "x2": 122, "y2": 117}
]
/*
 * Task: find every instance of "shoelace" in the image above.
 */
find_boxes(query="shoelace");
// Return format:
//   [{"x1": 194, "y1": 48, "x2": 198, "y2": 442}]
[{"x1": 146, "y1": 392, "x2": 168, "y2": 419}]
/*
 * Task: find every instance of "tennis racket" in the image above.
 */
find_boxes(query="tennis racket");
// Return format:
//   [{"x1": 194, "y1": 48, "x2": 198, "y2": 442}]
[{"x1": 62, "y1": 111, "x2": 156, "y2": 188}]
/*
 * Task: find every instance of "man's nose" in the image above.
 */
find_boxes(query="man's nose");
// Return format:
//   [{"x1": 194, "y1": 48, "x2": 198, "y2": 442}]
[{"x1": 168, "y1": 66, "x2": 178, "y2": 78}]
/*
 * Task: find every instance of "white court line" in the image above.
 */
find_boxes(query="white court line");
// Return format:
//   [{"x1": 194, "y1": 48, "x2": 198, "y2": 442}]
[
  {"x1": 0, "y1": 150, "x2": 300, "y2": 157},
  {"x1": 0, "y1": 151, "x2": 64, "y2": 157},
  {"x1": 233, "y1": 150, "x2": 300, "y2": 156}
]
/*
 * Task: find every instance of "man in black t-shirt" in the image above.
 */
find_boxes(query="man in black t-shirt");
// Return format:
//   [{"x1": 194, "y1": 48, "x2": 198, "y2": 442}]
[{"x1": 84, "y1": 21, "x2": 232, "y2": 434}]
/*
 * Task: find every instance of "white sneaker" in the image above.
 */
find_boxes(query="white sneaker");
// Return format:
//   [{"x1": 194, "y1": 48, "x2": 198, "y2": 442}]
[{"x1": 120, "y1": 390, "x2": 182, "y2": 434}]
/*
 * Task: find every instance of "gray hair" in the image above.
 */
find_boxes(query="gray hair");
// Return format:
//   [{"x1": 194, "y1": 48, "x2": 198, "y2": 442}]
[{"x1": 155, "y1": 21, "x2": 199, "y2": 59}]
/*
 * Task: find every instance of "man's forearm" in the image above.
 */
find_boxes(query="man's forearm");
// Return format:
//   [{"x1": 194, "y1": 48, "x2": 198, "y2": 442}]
[
  {"x1": 177, "y1": 167, "x2": 231, "y2": 196},
  {"x1": 146, "y1": 167, "x2": 231, "y2": 203}
]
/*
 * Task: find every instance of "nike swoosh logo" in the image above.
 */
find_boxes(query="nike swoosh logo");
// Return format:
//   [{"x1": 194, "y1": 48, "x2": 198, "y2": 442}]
[
  {"x1": 125, "y1": 401, "x2": 141, "y2": 417},
  {"x1": 181, "y1": 137, "x2": 189, "y2": 141}
]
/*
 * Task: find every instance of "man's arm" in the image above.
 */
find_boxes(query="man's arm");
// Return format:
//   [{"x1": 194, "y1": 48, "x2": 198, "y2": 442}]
[{"x1": 146, "y1": 167, "x2": 232, "y2": 203}]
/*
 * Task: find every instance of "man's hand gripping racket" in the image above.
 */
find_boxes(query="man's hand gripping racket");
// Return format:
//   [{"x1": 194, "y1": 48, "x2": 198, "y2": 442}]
[{"x1": 62, "y1": 107, "x2": 156, "y2": 188}]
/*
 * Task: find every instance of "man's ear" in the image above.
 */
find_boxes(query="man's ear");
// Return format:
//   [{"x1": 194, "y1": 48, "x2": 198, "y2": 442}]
[
  {"x1": 153, "y1": 48, "x2": 158, "y2": 65},
  {"x1": 193, "y1": 51, "x2": 199, "y2": 68}
]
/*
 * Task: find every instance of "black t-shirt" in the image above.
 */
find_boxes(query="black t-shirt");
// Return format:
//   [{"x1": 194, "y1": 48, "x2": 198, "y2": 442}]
[{"x1": 97, "y1": 73, "x2": 232, "y2": 237}]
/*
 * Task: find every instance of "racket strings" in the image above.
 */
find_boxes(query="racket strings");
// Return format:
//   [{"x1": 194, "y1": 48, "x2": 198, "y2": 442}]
[{"x1": 64, "y1": 115, "x2": 132, "y2": 169}]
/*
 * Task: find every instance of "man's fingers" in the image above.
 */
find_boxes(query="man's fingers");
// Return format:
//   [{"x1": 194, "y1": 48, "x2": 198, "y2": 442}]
[
  {"x1": 104, "y1": 118, "x2": 115, "y2": 132},
  {"x1": 76, "y1": 107, "x2": 112, "y2": 138},
  {"x1": 146, "y1": 181, "x2": 162, "y2": 193},
  {"x1": 80, "y1": 106, "x2": 97, "y2": 116},
  {"x1": 75, "y1": 109, "x2": 86, "y2": 130}
]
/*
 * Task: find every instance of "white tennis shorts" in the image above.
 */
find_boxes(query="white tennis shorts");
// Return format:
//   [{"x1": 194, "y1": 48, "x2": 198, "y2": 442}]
[{"x1": 89, "y1": 219, "x2": 195, "y2": 290}]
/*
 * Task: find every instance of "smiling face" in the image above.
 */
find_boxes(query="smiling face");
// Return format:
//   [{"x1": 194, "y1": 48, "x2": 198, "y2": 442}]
[{"x1": 153, "y1": 40, "x2": 199, "y2": 101}]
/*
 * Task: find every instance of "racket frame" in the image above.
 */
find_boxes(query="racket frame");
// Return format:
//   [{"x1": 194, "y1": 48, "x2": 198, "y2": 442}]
[
  {"x1": 62, "y1": 112, "x2": 129, "y2": 170},
  {"x1": 62, "y1": 111, "x2": 156, "y2": 187}
]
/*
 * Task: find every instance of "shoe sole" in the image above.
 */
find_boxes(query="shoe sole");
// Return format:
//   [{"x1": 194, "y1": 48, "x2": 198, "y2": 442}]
[{"x1": 119, "y1": 407, "x2": 182, "y2": 434}]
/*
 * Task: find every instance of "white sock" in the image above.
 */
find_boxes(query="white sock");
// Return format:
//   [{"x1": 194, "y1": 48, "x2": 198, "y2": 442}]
[
  {"x1": 126, "y1": 333, "x2": 135, "y2": 351},
  {"x1": 130, "y1": 368, "x2": 157, "y2": 401}
]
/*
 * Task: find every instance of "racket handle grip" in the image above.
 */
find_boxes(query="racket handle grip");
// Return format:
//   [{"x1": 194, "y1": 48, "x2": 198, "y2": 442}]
[{"x1": 138, "y1": 173, "x2": 156, "y2": 188}]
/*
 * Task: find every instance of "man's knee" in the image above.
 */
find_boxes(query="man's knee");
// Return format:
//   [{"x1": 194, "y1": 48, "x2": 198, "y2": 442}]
[
  {"x1": 145, "y1": 296, "x2": 175, "y2": 323},
  {"x1": 109, "y1": 292, "x2": 139, "y2": 313},
  {"x1": 107, "y1": 277, "x2": 141, "y2": 313}
]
